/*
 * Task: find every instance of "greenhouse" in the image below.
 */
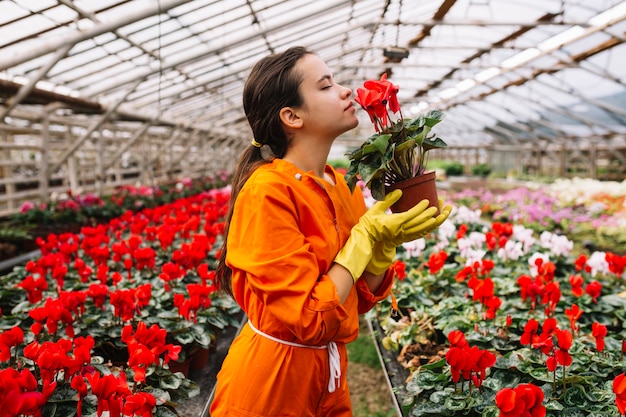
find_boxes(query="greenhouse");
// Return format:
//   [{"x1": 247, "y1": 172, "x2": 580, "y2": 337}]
[{"x1": 0, "y1": 1, "x2": 625, "y2": 416}]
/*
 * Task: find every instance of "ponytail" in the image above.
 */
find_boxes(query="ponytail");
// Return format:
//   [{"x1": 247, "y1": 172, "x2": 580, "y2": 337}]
[{"x1": 216, "y1": 146, "x2": 268, "y2": 296}]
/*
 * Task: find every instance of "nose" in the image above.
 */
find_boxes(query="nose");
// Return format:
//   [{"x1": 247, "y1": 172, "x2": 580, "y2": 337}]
[{"x1": 340, "y1": 84, "x2": 352, "y2": 98}]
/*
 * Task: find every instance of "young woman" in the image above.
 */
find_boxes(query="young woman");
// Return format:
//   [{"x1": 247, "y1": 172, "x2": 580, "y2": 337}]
[{"x1": 210, "y1": 46, "x2": 450, "y2": 416}]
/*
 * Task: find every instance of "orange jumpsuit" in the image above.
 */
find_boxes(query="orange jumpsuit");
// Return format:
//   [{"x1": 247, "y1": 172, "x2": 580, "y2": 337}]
[{"x1": 209, "y1": 158, "x2": 394, "y2": 417}]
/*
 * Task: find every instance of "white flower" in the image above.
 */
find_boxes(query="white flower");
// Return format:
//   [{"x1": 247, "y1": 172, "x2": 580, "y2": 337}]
[
  {"x1": 528, "y1": 252, "x2": 551, "y2": 276},
  {"x1": 512, "y1": 225, "x2": 536, "y2": 252},
  {"x1": 497, "y1": 240, "x2": 525, "y2": 262},
  {"x1": 539, "y1": 231, "x2": 574, "y2": 257},
  {"x1": 463, "y1": 249, "x2": 487, "y2": 266},
  {"x1": 401, "y1": 239, "x2": 426, "y2": 259},
  {"x1": 587, "y1": 251, "x2": 610, "y2": 277},
  {"x1": 452, "y1": 205, "x2": 482, "y2": 224}
]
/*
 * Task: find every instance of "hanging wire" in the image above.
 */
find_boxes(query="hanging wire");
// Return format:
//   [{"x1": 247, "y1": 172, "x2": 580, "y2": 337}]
[
  {"x1": 396, "y1": 0, "x2": 402, "y2": 46},
  {"x1": 156, "y1": 0, "x2": 163, "y2": 119}
]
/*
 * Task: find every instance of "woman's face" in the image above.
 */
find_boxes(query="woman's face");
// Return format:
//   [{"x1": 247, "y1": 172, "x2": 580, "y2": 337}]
[{"x1": 293, "y1": 54, "x2": 358, "y2": 139}]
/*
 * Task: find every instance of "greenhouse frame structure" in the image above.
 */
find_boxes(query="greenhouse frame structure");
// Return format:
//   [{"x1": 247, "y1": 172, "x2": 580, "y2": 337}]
[{"x1": 1, "y1": 0, "x2": 625, "y2": 216}]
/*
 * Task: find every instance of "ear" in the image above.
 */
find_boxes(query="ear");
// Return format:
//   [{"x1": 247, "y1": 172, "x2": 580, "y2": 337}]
[{"x1": 279, "y1": 107, "x2": 303, "y2": 129}]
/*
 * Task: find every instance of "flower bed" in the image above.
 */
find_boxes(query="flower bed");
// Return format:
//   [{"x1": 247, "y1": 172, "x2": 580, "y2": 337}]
[
  {"x1": 371, "y1": 180, "x2": 626, "y2": 416},
  {"x1": 444, "y1": 177, "x2": 626, "y2": 253},
  {"x1": 0, "y1": 186, "x2": 241, "y2": 417},
  {"x1": 0, "y1": 174, "x2": 232, "y2": 262}
]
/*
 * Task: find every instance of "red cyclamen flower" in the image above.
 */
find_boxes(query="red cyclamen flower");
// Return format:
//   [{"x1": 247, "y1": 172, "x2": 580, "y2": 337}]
[
  {"x1": 592, "y1": 322, "x2": 608, "y2": 352},
  {"x1": 614, "y1": 373, "x2": 626, "y2": 415},
  {"x1": 585, "y1": 280, "x2": 602, "y2": 303},
  {"x1": 496, "y1": 383, "x2": 546, "y2": 417}
]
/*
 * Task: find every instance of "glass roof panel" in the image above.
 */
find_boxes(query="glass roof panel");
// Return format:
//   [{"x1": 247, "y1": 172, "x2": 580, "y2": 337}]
[{"x1": 0, "y1": 0, "x2": 624, "y2": 150}]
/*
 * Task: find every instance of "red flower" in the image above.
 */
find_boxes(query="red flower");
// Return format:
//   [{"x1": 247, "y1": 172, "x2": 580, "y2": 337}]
[
  {"x1": 568, "y1": 275, "x2": 584, "y2": 297},
  {"x1": 456, "y1": 224, "x2": 468, "y2": 240},
  {"x1": 517, "y1": 274, "x2": 544, "y2": 310},
  {"x1": 455, "y1": 265, "x2": 473, "y2": 282},
  {"x1": 542, "y1": 281, "x2": 561, "y2": 315},
  {"x1": 574, "y1": 254, "x2": 591, "y2": 273},
  {"x1": 447, "y1": 330, "x2": 468, "y2": 349},
  {"x1": 585, "y1": 281, "x2": 602, "y2": 303},
  {"x1": 392, "y1": 259, "x2": 407, "y2": 281},
  {"x1": 614, "y1": 373, "x2": 626, "y2": 415},
  {"x1": 110, "y1": 289, "x2": 137, "y2": 322},
  {"x1": 553, "y1": 329, "x2": 573, "y2": 367},
  {"x1": 531, "y1": 318, "x2": 557, "y2": 356},
  {"x1": 606, "y1": 252, "x2": 626, "y2": 277},
  {"x1": 564, "y1": 304, "x2": 583, "y2": 333},
  {"x1": 484, "y1": 296, "x2": 502, "y2": 320},
  {"x1": 197, "y1": 263, "x2": 215, "y2": 286},
  {"x1": 71, "y1": 375, "x2": 89, "y2": 417},
  {"x1": 426, "y1": 251, "x2": 448, "y2": 274},
  {"x1": 445, "y1": 346, "x2": 467, "y2": 383},
  {"x1": 123, "y1": 392, "x2": 157, "y2": 417},
  {"x1": 445, "y1": 333, "x2": 495, "y2": 389},
  {"x1": 592, "y1": 322, "x2": 608, "y2": 352},
  {"x1": 520, "y1": 319, "x2": 539, "y2": 346},
  {"x1": 0, "y1": 326, "x2": 24, "y2": 362},
  {"x1": 86, "y1": 372, "x2": 131, "y2": 417},
  {"x1": 16, "y1": 275, "x2": 48, "y2": 304},
  {"x1": 354, "y1": 73, "x2": 399, "y2": 132},
  {"x1": 87, "y1": 283, "x2": 109, "y2": 309},
  {"x1": 496, "y1": 383, "x2": 546, "y2": 417}
]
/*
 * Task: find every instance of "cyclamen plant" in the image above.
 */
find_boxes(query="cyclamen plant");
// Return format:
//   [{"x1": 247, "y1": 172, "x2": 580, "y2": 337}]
[
  {"x1": 374, "y1": 197, "x2": 626, "y2": 416},
  {"x1": 0, "y1": 187, "x2": 240, "y2": 417},
  {"x1": 345, "y1": 74, "x2": 448, "y2": 200}
]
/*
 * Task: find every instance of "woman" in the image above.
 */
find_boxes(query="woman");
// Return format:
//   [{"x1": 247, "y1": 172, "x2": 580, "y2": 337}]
[{"x1": 210, "y1": 46, "x2": 450, "y2": 416}]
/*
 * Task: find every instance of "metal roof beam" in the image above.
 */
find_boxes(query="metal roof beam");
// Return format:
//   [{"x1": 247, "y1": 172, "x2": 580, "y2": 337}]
[
  {"x1": 81, "y1": 0, "x2": 355, "y2": 97},
  {"x1": 0, "y1": 0, "x2": 190, "y2": 71}
]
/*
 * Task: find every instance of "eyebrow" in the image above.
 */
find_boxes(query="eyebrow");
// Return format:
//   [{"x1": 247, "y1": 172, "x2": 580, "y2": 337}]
[{"x1": 317, "y1": 74, "x2": 332, "y2": 83}]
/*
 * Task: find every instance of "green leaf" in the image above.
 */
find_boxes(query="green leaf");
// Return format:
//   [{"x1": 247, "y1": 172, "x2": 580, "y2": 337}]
[
  {"x1": 421, "y1": 358, "x2": 446, "y2": 371},
  {"x1": 481, "y1": 406, "x2": 500, "y2": 417},
  {"x1": 175, "y1": 331, "x2": 195, "y2": 345},
  {"x1": 192, "y1": 331, "x2": 211, "y2": 347},
  {"x1": 564, "y1": 385, "x2": 591, "y2": 407},
  {"x1": 154, "y1": 406, "x2": 179, "y2": 417},
  {"x1": 159, "y1": 373, "x2": 182, "y2": 390},
  {"x1": 0, "y1": 316, "x2": 23, "y2": 329},
  {"x1": 143, "y1": 387, "x2": 171, "y2": 405},
  {"x1": 429, "y1": 388, "x2": 455, "y2": 404},
  {"x1": 422, "y1": 136, "x2": 448, "y2": 152},
  {"x1": 444, "y1": 394, "x2": 471, "y2": 411}
]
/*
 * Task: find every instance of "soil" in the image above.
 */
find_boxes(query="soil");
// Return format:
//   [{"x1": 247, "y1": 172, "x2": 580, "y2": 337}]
[{"x1": 348, "y1": 362, "x2": 397, "y2": 416}]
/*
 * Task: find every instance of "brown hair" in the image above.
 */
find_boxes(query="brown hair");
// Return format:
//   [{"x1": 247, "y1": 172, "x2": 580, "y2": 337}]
[{"x1": 216, "y1": 46, "x2": 314, "y2": 296}]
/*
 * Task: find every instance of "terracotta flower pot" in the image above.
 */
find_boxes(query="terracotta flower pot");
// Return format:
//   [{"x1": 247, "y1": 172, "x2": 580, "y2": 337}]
[
  {"x1": 168, "y1": 358, "x2": 191, "y2": 377},
  {"x1": 189, "y1": 346, "x2": 211, "y2": 371},
  {"x1": 386, "y1": 171, "x2": 439, "y2": 215}
]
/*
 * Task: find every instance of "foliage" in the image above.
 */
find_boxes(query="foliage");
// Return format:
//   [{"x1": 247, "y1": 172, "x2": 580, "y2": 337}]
[
  {"x1": 470, "y1": 163, "x2": 491, "y2": 177},
  {"x1": 3, "y1": 174, "x2": 233, "y2": 237},
  {"x1": 371, "y1": 187, "x2": 626, "y2": 416},
  {"x1": 434, "y1": 160, "x2": 465, "y2": 177},
  {"x1": 0, "y1": 185, "x2": 241, "y2": 416},
  {"x1": 440, "y1": 179, "x2": 626, "y2": 254},
  {"x1": 345, "y1": 75, "x2": 447, "y2": 200}
]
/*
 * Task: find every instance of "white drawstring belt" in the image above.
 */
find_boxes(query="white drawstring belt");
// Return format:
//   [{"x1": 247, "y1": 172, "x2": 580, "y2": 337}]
[{"x1": 247, "y1": 321, "x2": 341, "y2": 393}]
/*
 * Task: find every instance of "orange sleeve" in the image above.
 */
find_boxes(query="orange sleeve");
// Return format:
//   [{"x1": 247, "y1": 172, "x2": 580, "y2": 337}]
[
  {"x1": 355, "y1": 267, "x2": 394, "y2": 314},
  {"x1": 227, "y1": 176, "x2": 348, "y2": 346}
]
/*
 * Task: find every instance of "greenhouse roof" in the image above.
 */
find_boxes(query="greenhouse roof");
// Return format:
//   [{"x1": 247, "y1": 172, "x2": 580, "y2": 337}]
[{"x1": 1, "y1": 0, "x2": 625, "y2": 150}]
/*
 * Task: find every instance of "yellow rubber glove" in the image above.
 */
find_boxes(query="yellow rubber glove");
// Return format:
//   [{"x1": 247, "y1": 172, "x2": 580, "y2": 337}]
[
  {"x1": 365, "y1": 197, "x2": 453, "y2": 275},
  {"x1": 360, "y1": 190, "x2": 439, "y2": 244},
  {"x1": 335, "y1": 190, "x2": 439, "y2": 281}
]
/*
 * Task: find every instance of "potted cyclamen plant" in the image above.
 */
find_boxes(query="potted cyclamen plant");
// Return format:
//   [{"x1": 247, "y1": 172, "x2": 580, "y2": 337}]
[{"x1": 345, "y1": 74, "x2": 447, "y2": 213}]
